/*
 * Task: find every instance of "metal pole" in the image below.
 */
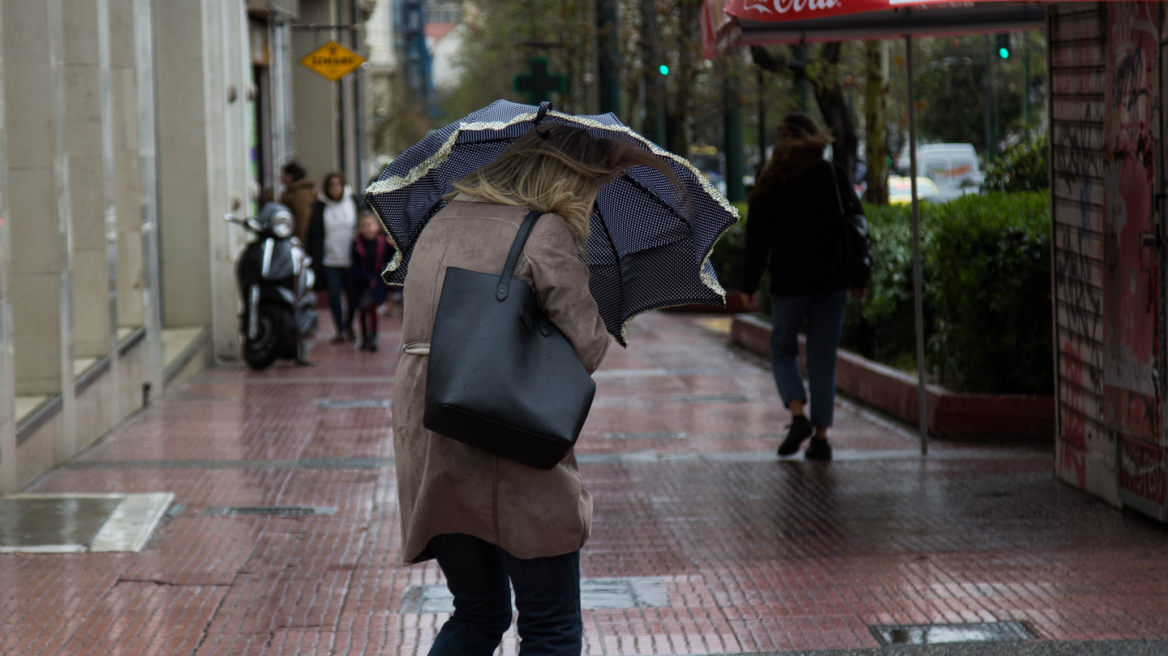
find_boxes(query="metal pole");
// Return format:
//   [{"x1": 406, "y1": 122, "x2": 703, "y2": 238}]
[
  {"x1": 907, "y1": 34, "x2": 928, "y2": 455},
  {"x1": 757, "y1": 68, "x2": 767, "y2": 176},
  {"x1": 723, "y1": 65, "x2": 745, "y2": 203},
  {"x1": 983, "y1": 35, "x2": 993, "y2": 162},
  {"x1": 1023, "y1": 31, "x2": 1030, "y2": 141},
  {"x1": 596, "y1": 0, "x2": 621, "y2": 115}
]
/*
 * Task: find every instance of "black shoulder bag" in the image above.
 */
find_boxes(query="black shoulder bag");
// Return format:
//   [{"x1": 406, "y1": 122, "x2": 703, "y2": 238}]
[
  {"x1": 423, "y1": 210, "x2": 597, "y2": 470},
  {"x1": 829, "y1": 165, "x2": 873, "y2": 289}
]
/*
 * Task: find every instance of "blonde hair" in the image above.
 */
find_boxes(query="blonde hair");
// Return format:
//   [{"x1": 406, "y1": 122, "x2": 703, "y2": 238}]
[{"x1": 451, "y1": 124, "x2": 684, "y2": 245}]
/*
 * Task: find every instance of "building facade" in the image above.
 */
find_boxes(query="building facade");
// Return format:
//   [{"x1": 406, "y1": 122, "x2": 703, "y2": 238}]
[{"x1": 0, "y1": 0, "x2": 383, "y2": 494}]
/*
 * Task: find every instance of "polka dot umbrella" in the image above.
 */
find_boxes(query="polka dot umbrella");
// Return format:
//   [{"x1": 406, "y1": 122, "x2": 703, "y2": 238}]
[{"x1": 364, "y1": 100, "x2": 740, "y2": 346}]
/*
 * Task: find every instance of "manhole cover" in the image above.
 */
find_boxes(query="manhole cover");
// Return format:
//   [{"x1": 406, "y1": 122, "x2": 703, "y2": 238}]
[
  {"x1": 869, "y1": 621, "x2": 1035, "y2": 646},
  {"x1": 401, "y1": 578, "x2": 668, "y2": 613},
  {"x1": 316, "y1": 399, "x2": 390, "y2": 409},
  {"x1": 0, "y1": 493, "x2": 174, "y2": 553},
  {"x1": 201, "y1": 506, "x2": 337, "y2": 517}
]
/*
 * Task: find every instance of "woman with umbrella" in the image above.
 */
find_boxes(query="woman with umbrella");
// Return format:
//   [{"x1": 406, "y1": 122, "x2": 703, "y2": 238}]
[
  {"x1": 368, "y1": 101, "x2": 736, "y2": 656},
  {"x1": 388, "y1": 125, "x2": 679, "y2": 655}
]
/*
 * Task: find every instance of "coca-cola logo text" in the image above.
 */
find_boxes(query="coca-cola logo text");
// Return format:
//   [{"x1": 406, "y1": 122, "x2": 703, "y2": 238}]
[{"x1": 742, "y1": 0, "x2": 842, "y2": 15}]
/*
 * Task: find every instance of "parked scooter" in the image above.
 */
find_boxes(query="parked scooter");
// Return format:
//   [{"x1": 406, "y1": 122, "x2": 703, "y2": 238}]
[{"x1": 226, "y1": 203, "x2": 317, "y2": 370}]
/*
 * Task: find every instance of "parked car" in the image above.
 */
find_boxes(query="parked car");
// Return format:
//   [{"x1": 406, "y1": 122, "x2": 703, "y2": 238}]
[
  {"x1": 888, "y1": 175, "x2": 941, "y2": 205},
  {"x1": 897, "y1": 143, "x2": 983, "y2": 202}
]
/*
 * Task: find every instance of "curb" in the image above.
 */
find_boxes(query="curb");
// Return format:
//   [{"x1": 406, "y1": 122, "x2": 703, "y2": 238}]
[{"x1": 730, "y1": 314, "x2": 1055, "y2": 441}]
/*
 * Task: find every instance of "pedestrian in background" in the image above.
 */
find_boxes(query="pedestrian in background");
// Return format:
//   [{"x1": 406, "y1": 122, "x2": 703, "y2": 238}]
[
  {"x1": 742, "y1": 113, "x2": 867, "y2": 462},
  {"x1": 349, "y1": 211, "x2": 394, "y2": 352},
  {"x1": 278, "y1": 161, "x2": 316, "y2": 242},
  {"x1": 307, "y1": 171, "x2": 358, "y2": 343}
]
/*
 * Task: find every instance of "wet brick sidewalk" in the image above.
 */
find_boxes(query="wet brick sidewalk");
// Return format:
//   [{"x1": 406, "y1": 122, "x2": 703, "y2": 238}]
[{"x1": 3, "y1": 312, "x2": 1168, "y2": 655}]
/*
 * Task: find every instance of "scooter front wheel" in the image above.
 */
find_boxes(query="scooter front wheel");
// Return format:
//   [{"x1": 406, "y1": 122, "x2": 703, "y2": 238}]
[{"x1": 243, "y1": 307, "x2": 290, "y2": 370}]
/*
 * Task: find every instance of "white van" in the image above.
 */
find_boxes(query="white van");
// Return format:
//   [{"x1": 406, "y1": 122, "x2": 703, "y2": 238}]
[{"x1": 897, "y1": 143, "x2": 983, "y2": 202}]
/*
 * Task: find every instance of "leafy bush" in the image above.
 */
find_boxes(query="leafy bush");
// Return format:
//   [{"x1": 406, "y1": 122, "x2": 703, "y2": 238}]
[
  {"x1": 843, "y1": 203, "x2": 936, "y2": 365},
  {"x1": 927, "y1": 192, "x2": 1051, "y2": 394},
  {"x1": 709, "y1": 192, "x2": 1052, "y2": 395},
  {"x1": 709, "y1": 202, "x2": 748, "y2": 294},
  {"x1": 982, "y1": 135, "x2": 1048, "y2": 192}
]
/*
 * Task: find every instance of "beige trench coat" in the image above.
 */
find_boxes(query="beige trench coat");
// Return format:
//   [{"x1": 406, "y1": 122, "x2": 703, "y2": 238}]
[{"x1": 393, "y1": 194, "x2": 611, "y2": 564}]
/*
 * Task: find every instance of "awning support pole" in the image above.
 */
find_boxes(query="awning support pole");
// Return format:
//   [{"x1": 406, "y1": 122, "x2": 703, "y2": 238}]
[{"x1": 906, "y1": 33, "x2": 928, "y2": 455}]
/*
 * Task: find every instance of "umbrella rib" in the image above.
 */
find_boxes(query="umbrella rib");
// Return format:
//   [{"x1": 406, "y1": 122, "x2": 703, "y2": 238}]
[{"x1": 593, "y1": 205, "x2": 626, "y2": 331}]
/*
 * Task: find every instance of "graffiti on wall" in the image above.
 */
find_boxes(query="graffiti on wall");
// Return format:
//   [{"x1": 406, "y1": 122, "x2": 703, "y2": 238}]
[
  {"x1": 1104, "y1": 3, "x2": 1159, "y2": 446},
  {"x1": 1050, "y1": 6, "x2": 1108, "y2": 488}
]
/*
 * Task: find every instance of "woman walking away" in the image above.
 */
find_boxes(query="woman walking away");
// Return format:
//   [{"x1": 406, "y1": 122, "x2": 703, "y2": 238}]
[
  {"x1": 307, "y1": 172, "x2": 358, "y2": 343},
  {"x1": 393, "y1": 124, "x2": 680, "y2": 656},
  {"x1": 742, "y1": 113, "x2": 868, "y2": 462},
  {"x1": 349, "y1": 211, "x2": 394, "y2": 352}
]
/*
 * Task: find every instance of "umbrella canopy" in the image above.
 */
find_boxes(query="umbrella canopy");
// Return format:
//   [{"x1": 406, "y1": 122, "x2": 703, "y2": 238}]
[{"x1": 365, "y1": 100, "x2": 739, "y2": 346}]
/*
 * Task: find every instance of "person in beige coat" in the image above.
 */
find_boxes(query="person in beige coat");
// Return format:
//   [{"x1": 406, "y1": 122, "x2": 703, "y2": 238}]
[{"x1": 392, "y1": 124, "x2": 681, "y2": 656}]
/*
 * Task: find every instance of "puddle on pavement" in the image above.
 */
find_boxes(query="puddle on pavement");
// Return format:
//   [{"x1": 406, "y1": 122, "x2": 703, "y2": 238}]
[
  {"x1": 870, "y1": 621, "x2": 1035, "y2": 646},
  {"x1": 0, "y1": 496, "x2": 121, "y2": 548}
]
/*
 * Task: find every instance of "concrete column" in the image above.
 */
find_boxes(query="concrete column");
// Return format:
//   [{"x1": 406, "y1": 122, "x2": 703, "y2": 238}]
[
  {"x1": 293, "y1": 0, "x2": 340, "y2": 184},
  {"x1": 4, "y1": 0, "x2": 77, "y2": 459},
  {"x1": 154, "y1": 1, "x2": 212, "y2": 330},
  {"x1": 206, "y1": 0, "x2": 248, "y2": 358},
  {"x1": 0, "y1": 1, "x2": 18, "y2": 494},
  {"x1": 133, "y1": 0, "x2": 162, "y2": 396},
  {"x1": 111, "y1": 0, "x2": 144, "y2": 332},
  {"x1": 63, "y1": 0, "x2": 111, "y2": 361},
  {"x1": 154, "y1": 0, "x2": 247, "y2": 359}
]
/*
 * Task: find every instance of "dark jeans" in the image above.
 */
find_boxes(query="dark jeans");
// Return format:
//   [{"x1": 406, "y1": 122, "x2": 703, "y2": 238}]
[
  {"x1": 770, "y1": 291, "x2": 848, "y2": 427},
  {"x1": 322, "y1": 266, "x2": 352, "y2": 335},
  {"x1": 427, "y1": 533, "x2": 582, "y2": 656}
]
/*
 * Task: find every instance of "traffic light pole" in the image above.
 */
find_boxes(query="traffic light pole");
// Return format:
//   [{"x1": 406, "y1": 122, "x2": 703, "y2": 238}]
[{"x1": 596, "y1": 0, "x2": 621, "y2": 115}]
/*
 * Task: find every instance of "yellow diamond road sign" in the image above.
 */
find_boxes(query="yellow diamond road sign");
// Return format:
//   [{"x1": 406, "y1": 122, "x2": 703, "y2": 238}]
[{"x1": 300, "y1": 41, "x2": 366, "y2": 82}]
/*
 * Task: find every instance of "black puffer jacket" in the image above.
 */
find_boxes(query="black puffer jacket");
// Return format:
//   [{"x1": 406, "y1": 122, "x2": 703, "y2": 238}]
[{"x1": 741, "y1": 160, "x2": 863, "y2": 296}]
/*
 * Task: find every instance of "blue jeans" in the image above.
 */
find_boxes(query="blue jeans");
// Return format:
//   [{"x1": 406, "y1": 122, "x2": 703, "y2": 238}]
[
  {"x1": 322, "y1": 266, "x2": 351, "y2": 335},
  {"x1": 427, "y1": 533, "x2": 582, "y2": 656},
  {"x1": 770, "y1": 291, "x2": 848, "y2": 428}
]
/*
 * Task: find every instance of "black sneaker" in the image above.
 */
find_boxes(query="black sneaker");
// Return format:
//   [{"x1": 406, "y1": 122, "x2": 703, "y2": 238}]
[
  {"x1": 804, "y1": 437, "x2": 832, "y2": 461},
  {"x1": 778, "y1": 415, "x2": 813, "y2": 456}
]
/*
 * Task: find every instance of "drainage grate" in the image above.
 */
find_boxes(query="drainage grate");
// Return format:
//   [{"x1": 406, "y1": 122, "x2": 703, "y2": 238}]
[
  {"x1": 602, "y1": 431, "x2": 688, "y2": 440},
  {"x1": 0, "y1": 493, "x2": 174, "y2": 553},
  {"x1": 869, "y1": 621, "x2": 1035, "y2": 646},
  {"x1": 316, "y1": 399, "x2": 391, "y2": 409},
  {"x1": 200, "y1": 506, "x2": 337, "y2": 517},
  {"x1": 401, "y1": 578, "x2": 668, "y2": 613}
]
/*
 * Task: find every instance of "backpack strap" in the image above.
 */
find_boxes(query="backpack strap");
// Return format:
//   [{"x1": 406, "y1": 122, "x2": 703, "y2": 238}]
[{"x1": 496, "y1": 210, "x2": 544, "y2": 301}]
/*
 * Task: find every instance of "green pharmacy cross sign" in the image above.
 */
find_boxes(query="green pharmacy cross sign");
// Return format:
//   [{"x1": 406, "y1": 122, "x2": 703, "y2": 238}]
[{"x1": 514, "y1": 57, "x2": 566, "y2": 103}]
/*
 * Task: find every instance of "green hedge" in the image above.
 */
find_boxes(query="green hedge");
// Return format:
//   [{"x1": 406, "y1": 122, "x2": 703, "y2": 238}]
[
  {"x1": 712, "y1": 192, "x2": 1053, "y2": 395},
  {"x1": 982, "y1": 135, "x2": 1049, "y2": 193}
]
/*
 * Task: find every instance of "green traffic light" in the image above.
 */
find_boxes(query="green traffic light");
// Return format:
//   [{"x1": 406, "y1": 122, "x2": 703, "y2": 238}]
[
  {"x1": 659, "y1": 65, "x2": 669, "y2": 75},
  {"x1": 998, "y1": 48, "x2": 1009, "y2": 59}
]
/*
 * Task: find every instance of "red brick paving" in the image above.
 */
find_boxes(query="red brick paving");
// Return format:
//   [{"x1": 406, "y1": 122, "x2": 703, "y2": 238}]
[{"x1": 3, "y1": 312, "x2": 1168, "y2": 654}]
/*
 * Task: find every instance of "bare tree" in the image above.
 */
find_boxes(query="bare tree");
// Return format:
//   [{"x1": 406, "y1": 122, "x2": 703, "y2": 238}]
[
  {"x1": 751, "y1": 43, "x2": 859, "y2": 181},
  {"x1": 864, "y1": 40, "x2": 889, "y2": 204}
]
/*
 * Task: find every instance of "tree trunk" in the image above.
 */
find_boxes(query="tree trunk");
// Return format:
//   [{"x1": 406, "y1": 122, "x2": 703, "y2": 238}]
[
  {"x1": 864, "y1": 40, "x2": 889, "y2": 204},
  {"x1": 812, "y1": 42, "x2": 858, "y2": 184}
]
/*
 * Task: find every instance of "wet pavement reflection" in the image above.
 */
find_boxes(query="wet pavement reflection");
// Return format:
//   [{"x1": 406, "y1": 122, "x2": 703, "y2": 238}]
[{"x1": 2, "y1": 312, "x2": 1167, "y2": 655}]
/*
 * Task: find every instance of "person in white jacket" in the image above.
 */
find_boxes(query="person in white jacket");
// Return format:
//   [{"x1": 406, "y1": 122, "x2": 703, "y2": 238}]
[{"x1": 307, "y1": 172, "x2": 358, "y2": 342}]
